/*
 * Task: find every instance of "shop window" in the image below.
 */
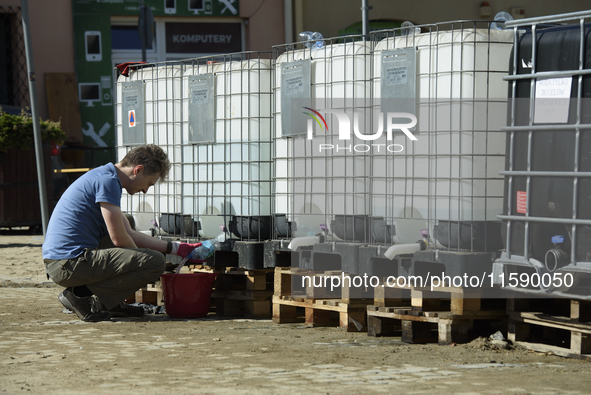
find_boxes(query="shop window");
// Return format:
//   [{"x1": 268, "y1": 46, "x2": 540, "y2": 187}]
[{"x1": 111, "y1": 25, "x2": 154, "y2": 50}]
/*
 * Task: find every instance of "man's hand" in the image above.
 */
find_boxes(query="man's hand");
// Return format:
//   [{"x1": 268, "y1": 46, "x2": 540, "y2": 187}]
[{"x1": 172, "y1": 242, "x2": 203, "y2": 259}]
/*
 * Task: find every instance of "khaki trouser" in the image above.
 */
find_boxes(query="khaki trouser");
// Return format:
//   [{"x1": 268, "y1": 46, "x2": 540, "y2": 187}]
[{"x1": 44, "y1": 240, "x2": 165, "y2": 310}]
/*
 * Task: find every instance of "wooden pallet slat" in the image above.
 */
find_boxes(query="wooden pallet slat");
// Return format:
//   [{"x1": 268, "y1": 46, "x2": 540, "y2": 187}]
[
  {"x1": 272, "y1": 295, "x2": 372, "y2": 332},
  {"x1": 135, "y1": 282, "x2": 163, "y2": 306},
  {"x1": 367, "y1": 306, "x2": 503, "y2": 344},
  {"x1": 274, "y1": 266, "x2": 293, "y2": 296},
  {"x1": 507, "y1": 297, "x2": 591, "y2": 360},
  {"x1": 274, "y1": 267, "x2": 380, "y2": 302}
]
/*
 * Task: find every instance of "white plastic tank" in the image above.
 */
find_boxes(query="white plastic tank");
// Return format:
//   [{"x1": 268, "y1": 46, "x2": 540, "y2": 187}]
[
  {"x1": 274, "y1": 39, "x2": 372, "y2": 238},
  {"x1": 371, "y1": 24, "x2": 513, "y2": 246},
  {"x1": 116, "y1": 64, "x2": 183, "y2": 231},
  {"x1": 183, "y1": 56, "x2": 273, "y2": 238}
]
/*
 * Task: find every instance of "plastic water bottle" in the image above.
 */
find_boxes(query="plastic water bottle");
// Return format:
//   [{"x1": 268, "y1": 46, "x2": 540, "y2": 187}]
[
  {"x1": 188, "y1": 231, "x2": 227, "y2": 261},
  {"x1": 188, "y1": 240, "x2": 215, "y2": 261},
  {"x1": 491, "y1": 11, "x2": 513, "y2": 30},
  {"x1": 176, "y1": 231, "x2": 227, "y2": 273},
  {"x1": 401, "y1": 21, "x2": 421, "y2": 36},
  {"x1": 298, "y1": 31, "x2": 324, "y2": 49}
]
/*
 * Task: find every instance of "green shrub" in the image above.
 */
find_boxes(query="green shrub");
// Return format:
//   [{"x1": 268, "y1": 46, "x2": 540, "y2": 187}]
[{"x1": 0, "y1": 107, "x2": 66, "y2": 152}]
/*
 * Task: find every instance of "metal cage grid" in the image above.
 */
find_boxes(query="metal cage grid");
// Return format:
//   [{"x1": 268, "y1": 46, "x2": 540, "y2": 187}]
[
  {"x1": 116, "y1": 61, "x2": 185, "y2": 235},
  {"x1": 115, "y1": 51, "x2": 273, "y2": 240},
  {"x1": 182, "y1": 52, "x2": 273, "y2": 240},
  {"x1": 272, "y1": 35, "x2": 373, "y2": 242},
  {"x1": 498, "y1": 11, "x2": 591, "y2": 271},
  {"x1": 368, "y1": 20, "x2": 513, "y2": 251}
]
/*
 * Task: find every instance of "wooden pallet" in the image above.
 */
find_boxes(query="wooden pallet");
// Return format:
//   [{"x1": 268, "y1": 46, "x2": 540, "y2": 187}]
[
  {"x1": 272, "y1": 267, "x2": 374, "y2": 331},
  {"x1": 366, "y1": 285, "x2": 506, "y2": 345},
  {"x1": 191, "y1": 265, "x2": 274, "y2": 318},
  {"x1": 272, "y1": 295, "x2": 372, "y2": 332},
  {"x1": 273, "y1": 267, "x2": 376, "y2": 301},
  {"x1": 273, "y1": 268, "x2": 505, "y2": 335},
  {"x1": 134, "y1": 282, "x2": 164, "y2": 306},
  {"x1": 507, "y1": 297, "x2": 591, "y2": 360},
  {"x1": 367, "y1": 305, "x2": 506, "y2": 345}
]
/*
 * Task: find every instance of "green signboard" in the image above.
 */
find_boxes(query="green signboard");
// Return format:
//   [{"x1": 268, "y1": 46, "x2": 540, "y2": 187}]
[
  {"x1": 72, "y1": 0, "x2": 240, "y2": 167},
  {"x1": 72, "y1": 12, "x2": 115, "y2": 167}
]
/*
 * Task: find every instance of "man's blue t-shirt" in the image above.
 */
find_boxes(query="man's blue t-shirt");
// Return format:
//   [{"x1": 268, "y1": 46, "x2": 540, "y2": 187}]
[{"x1": 42, "y1": 163, "x2": 122, "y2": 260}]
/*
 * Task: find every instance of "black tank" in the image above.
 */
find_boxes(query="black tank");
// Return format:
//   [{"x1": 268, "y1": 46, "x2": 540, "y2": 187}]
[{"x1": 503, "y1": 23, "x2": 591, "y2": 263}]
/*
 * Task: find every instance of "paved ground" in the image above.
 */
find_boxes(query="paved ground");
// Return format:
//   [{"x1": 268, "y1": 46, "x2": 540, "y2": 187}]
[{"x1": 1, "y1": 234, "x2": 591, "y2": 394}]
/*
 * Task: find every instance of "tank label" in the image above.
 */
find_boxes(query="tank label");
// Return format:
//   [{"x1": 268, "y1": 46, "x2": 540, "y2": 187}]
[
  {"x1": 385, "y1": 66, "x2": 407, "y2": 85},
  {"x1": 124, "y1": 92, "x2": 137, "y2": 109},
  {"x1": 516, "y1": 191, "x2": 527, "y2": 214},
  {"x1": 121, "y1": 81, "x2": 144, "y2": 144},
  {"x1": 188, "y1": 74, "x2": 214, "y2": 144},
  {"x1": 285, "y1": 75, "x2": 304, "y2": 94},
  {"x1": 533, "y1": 77, "x2": 572, "y2": 124},
  {"x1": 191, "y1": 87, "x2": 208, "y2": 104}
]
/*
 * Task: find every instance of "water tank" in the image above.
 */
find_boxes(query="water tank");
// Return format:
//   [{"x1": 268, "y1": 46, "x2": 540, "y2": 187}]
[
  {"x1": 273, "y1": 38, "x2": 372, "y2": 240},
  {"x1": 371, "y1": 23, "x2": 513, "y2": 249},
  {"x1": 116, "y1": 64, "x2": 183, "y2": 232},
  {"x1": 501, "y1": 21, "x2": 591, "y2": 265},
  {"x1": 182, "y1": 54, "x2": 273, "y2": 239}
]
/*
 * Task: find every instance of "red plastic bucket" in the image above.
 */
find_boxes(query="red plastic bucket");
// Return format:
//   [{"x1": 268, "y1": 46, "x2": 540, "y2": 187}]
[{"x1": 160, "y1": 273, "x2": 216, "y2": 318}]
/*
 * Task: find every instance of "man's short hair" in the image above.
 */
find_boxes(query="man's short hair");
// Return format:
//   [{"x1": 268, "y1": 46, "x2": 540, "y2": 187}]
[{"x1": 120, "y1": 144, "x2": 171, "y2": 182}]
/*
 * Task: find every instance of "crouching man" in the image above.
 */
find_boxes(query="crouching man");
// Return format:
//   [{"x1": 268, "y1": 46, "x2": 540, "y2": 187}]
[{"x1": 42, "y1": 144, "x2": 199, "y2": 321}]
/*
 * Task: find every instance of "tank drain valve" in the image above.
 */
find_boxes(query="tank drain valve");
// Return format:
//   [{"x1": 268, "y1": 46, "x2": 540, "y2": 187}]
[
  {"x1": 545, "y1": 235, "x2": 569, "y2": 272},
  {"x1": 420, "y1": 229, "x2": 430, "y2": 242},
  {"x1": 384, "y1": 239, "x2": 426, "y2": 260}
]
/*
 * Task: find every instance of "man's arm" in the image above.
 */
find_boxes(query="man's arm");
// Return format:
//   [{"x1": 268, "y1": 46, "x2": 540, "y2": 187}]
[
  {"x1": 100, "y1": 202, "x2": 138, "y2": 248},
  {"x1": 121, "y1": 214, "x2": 167, "y2": 252},
  {"x1": 101, "y1": 205, "x2": 200, "y2": 257}
]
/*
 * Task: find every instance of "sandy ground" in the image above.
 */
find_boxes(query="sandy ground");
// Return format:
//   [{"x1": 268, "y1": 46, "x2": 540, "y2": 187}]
[{"x1": 1, "y1": 234, "x2": 591, "y2": 394}]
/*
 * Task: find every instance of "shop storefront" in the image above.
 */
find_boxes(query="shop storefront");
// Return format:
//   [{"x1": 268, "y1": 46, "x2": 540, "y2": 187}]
[{"x1": 72, "y1": 0, "x2": 242, "y2": 166}]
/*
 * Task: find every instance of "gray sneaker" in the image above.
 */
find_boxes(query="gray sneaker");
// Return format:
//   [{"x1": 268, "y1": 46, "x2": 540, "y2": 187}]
[{"x1": 58, "y1": 288, "x2": 110, "y2": 322}]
